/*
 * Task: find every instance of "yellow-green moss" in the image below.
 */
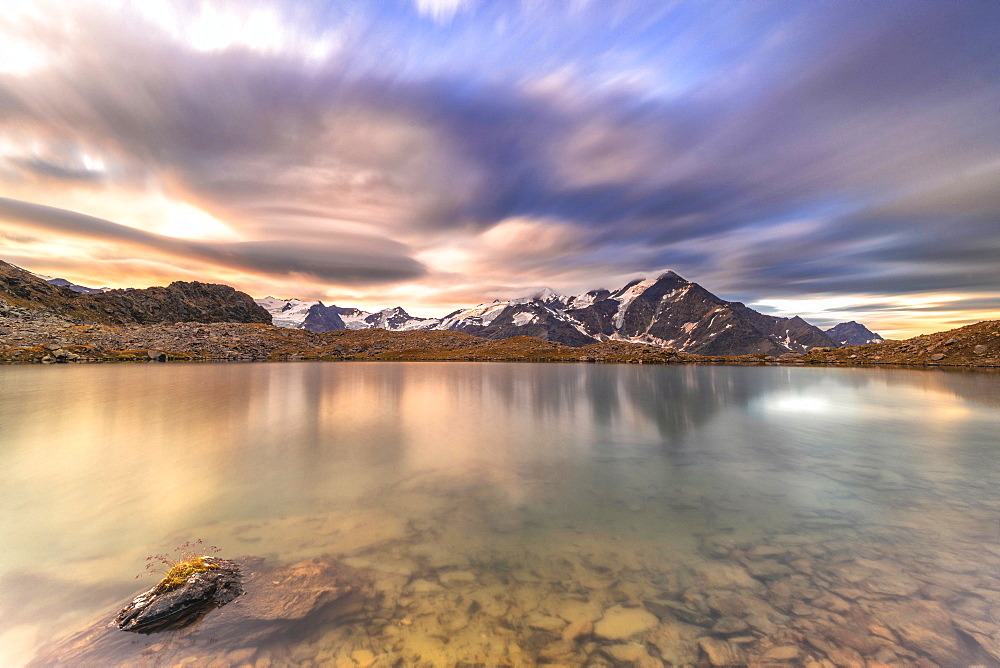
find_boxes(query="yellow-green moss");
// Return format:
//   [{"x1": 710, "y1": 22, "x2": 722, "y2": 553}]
[{"x1": 153, "y1": 556, "x2": 219, "y2": 592}]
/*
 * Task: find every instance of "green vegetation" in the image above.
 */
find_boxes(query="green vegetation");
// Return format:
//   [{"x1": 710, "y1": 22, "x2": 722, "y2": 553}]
[
  {"x1": 153, "y1": 557, "x2": 220, "y2": 592},
  {"x1": 140, "y1": 540, "x2": 222, "y2": 592}
]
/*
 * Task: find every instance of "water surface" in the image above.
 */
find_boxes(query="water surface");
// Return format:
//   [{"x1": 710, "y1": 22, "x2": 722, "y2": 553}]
[{"x1": 1, "y1": 363, "x2": 998, "y2": 666}]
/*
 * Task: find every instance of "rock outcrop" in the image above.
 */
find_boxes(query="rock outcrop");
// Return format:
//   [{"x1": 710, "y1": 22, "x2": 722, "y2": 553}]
[
  {"x1": 0, "y1": 260, "x2": 270, "y2": 325},
  {"x1": 29, "y1": 557, "x2": 372, "y2": 667},
  {"x1": 115, "y1": 558, "x2": 243, "y2": 633}
]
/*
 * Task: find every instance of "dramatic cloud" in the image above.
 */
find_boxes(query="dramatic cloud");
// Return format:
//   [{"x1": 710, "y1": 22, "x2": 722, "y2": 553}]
[
  {"x1": 0, "y1": 198, "x2": 425, "y2": 285},
  {"x1": 0, "y1": 0, "x2": 996, "y2": 335}
]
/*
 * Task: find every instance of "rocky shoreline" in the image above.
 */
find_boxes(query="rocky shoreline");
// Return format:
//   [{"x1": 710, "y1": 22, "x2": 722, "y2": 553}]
[
  {"x1": 27, "y1": 474, "x2": 1000, "y2": 667},
  {"x1": 1, "y1": 302, "x2": 997, "y2": 368}
]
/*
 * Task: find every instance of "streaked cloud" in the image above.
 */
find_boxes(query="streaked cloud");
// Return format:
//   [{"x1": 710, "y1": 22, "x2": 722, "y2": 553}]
[
  {"x1": 0, "y1": 198, "x2": 425, "y2": 285},
  {"x1": 413, "y1": 0, "x2": 478, "y2": 23},
  {"x1": 0, "y1": 0, "x2": 996, "y2": 335}
]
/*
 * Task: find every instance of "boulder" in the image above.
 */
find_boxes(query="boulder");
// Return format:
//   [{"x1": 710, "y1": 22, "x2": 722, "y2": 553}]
[
  {"x1": 698, "y1": 638, "x2": 747, "y2": 666},
  {"x1": 29, "y1": 557, "x2": 371, "y2": 667},
  {"x1": 116, "y1": 558, "x2": 243, "y2": 633},
  {"x1": 593, "y1": 605, "x2": 659, "y2": 641}
]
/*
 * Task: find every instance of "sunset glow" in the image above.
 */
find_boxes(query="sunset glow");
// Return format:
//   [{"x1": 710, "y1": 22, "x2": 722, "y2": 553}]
[{"x1": 1, "y1": 0, "x2": 997, "y2": 338}]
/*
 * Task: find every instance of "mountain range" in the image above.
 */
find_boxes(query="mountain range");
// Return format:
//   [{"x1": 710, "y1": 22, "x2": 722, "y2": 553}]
[
  {"x1": 256, "y1": 270, "x2": 882, "y2": 355},
  {"x1": 0, "y1": 259, "x2": 882, "y2": 355}
]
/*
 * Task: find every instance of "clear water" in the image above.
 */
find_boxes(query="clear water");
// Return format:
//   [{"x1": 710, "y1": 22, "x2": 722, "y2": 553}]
[{"x1": 1, "y1": 362, "x2": 998, "y2": 666}]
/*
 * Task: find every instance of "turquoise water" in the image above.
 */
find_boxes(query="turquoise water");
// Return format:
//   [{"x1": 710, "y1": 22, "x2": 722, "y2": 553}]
[{"x1": 1, "y1": 363, "x2": 998, "y2": 666}]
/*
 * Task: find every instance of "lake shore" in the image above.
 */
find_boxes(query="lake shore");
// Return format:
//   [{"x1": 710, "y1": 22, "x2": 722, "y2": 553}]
[{"x1": 1, "y1": 304, "x2": 997, "y2": 367}]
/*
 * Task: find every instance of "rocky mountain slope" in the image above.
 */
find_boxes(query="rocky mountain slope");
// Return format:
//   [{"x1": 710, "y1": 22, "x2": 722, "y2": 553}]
[
  {"x1": 259, "y1": 270, "x2": 850, "y2": 356},
  {"x1": 1, "y1": 298, "x2": 996, "y2": 368},
  {"x1": 0, "y1": 260, "x2": 270, "y2": 325},
  {"x1": 825, "y1": 321, "x2": 883, "y2": 346},
  {"x1": 799, "y1": 320, "x2": 999, "y2": 366}
]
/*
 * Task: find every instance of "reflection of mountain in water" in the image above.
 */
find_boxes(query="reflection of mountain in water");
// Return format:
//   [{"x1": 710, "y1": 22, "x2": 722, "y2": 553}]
[{"x1": 469, "y1": 364, "x2": 783, "y2": 444}]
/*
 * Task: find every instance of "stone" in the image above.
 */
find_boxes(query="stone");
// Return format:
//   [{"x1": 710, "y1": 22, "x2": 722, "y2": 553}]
[
  {"x1": 698, "y1": 638, "x2": 747, "y2": 667},
  {"x1": 711, "y1": 616, "x2": 749, "y2": 636},
  {"x1": 745, "y1": 559, "x2": 793, "y2": 581},
  {"x1": 974, "y1": 345, "x2": 988, "y2": 354},
  {"x1": 115, "y1": 558, "x2": 244, "y2": 633},
  {"x1": 825, "y1": 625, "x2": 882, "y2": 655},
  {"x1": 537, "y1": 639, "x2": 577, "y2": 662},
  {"x1": 406, "y1": 579, "x2": 443, "y2": 594},
  {"x1": 703, "y1": 537, "x2": 739, "y2": 558},
  {"x1": 350, "y1": 649, "x2": 375, "y2": 666},
  {"x1": 602, "y1": 643, "x2": 658, "y2": 664},
  {"x1": 647, "y1": 622, "x2": 702, "y2": 666},
  {"x1": 553, "y1": 599, "x2": 603, "y2": 623},
  {"x1": 812, "y1": 593, "x2": 851, "y2": 613},
  {"x1": 561, "y1": 618, "x2": 593, "y2": 642},
  {"x1": 528, "y1": 614, "x2": 567, "y2": 633},
  {"x1": 876, "y1": 599, "x2": 968, "y2": 666},
  {"x1": 825, "y1": 646, "x2": 864, "y2": 667},
  {"x1": 930, "y1": 353, "x2": 945, "y2": 361},
  {"x1": 147, "y1": 350, "x2": 168, "y2": 362},
  {"x1": 644, "y1": 599, "x2": 711, "y2": 626},
  {"x1": 745, "y1": 612, "x2": 778, "y2": 635},
  {"x1": 761, "y1": 645, "x2": 799, "y2": 661},
  {"x1": 593, "y1": 605, "x2": 659, "y2": 641},
  {"x1": 32, "y1": 557, "x2": 372, "y2": 666},
  {"x1": 692, "y1": 562, "x2": 760, "y2": 590}
]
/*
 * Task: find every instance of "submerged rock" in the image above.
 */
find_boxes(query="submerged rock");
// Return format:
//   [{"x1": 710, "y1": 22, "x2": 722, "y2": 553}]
[
  {"x1": 593, "y1": 605, "x2": 658, "y2": 641},
  {"x1": 29, "y1": 557, "x2": 373, "y2": 667},
  {"x1": 115, "y1": 557, "x2": 243, "y2": 633}
]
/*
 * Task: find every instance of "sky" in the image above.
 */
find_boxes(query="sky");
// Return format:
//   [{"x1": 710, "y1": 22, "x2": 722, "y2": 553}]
[{"x1": 0, "y1": 0, "x2": 997, "y2": 338}]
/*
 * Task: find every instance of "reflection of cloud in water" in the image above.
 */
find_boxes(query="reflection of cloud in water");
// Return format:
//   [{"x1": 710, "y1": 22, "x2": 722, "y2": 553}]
[{"x1": 2, "y1": 362, "x2": 1000, "y2": 666}]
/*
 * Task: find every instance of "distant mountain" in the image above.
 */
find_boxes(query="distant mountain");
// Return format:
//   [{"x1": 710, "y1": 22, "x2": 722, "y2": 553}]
[
  {"x1": 41, "y1": 276, "x2": 106, "y2": 294},
  {"x1": 437, "y1": 297, "x2": 597, "y2": 347},
  {"x1": 363, "y1": 306, "x2": 440, "y2": 331},
  {"x1": 825, "y1": 321, "x2": 883, "y2": 346},
  {"x1": 15, "y1": 265, "x2": 108, "y2": 293},
  {"x1": 255, "y1": 298, "x2": 436, "y2": 333},
  {"x1": 0, "y1": 260, "x2": 270, "y2": 325},
  {"x1": 258, "y1": 270, "x2": 855, "y2": 355}
]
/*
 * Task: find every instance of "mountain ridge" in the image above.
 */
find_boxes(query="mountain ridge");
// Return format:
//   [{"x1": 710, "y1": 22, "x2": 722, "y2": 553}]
[
  {"x1": 257, "y1": 270, "x2": 873, "y2": 356},
  {"x1": 4, "y1": 259, "x2": 884, "y2": 356},
  {"x1": 0, "y1": 260, "x2": 270, "y2": 325}
]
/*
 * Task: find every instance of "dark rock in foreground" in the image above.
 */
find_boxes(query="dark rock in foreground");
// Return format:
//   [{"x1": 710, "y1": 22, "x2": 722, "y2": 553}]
[
  {"x1": 115, "y1": 557, "x2": 243, "y2": 633},
  {"x1": 28, "y1": 557, "x2": 373, "y2": 667}
]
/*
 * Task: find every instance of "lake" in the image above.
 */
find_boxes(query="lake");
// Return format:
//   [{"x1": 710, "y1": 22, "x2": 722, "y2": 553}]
[{"x1": 1, "y1": 362, "x2": 998, "y2": 666}]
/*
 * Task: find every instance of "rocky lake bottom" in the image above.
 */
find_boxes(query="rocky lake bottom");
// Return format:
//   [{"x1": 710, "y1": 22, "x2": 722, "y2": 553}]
[{"x1": 2, "y1": 362, "x2": 998, "y2": 667}]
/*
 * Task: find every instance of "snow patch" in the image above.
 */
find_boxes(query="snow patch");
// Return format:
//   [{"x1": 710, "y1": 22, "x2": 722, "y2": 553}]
[
  {"x1": 612, "y1": 277, "x2": 659, "y2": 329},
  {"x1": 512, "y1": 312, "x2": 537, "y2": 326},
  {"x1": 341, "y1": 311, "x2": 373, "y2": 330},
  {"x1": 255, "y1": 297, "x2": 319, "y2": 329}
]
